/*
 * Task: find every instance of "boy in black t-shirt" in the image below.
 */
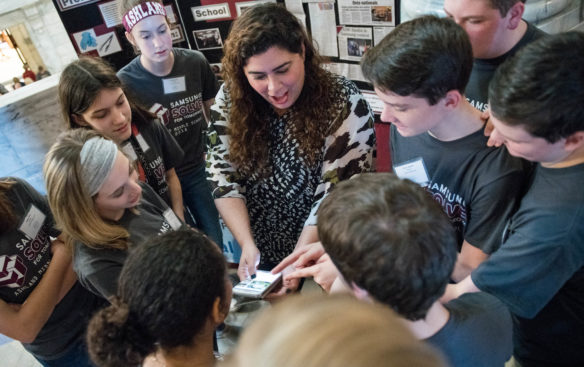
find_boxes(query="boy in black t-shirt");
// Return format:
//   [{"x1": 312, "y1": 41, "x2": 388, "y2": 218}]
[
  {"x1": 444, "y1": 32, "x2": 584, "y2": 367},
  {"x1": 360, "y1": 15, "x2": 527, "y2": 281}
]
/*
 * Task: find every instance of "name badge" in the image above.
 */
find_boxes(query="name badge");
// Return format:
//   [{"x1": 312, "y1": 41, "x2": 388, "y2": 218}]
[
  {"x1": 393, "y1": 157, "x2": 430, "y2": 186},
  {"x1": 135, "y1": 133, "x2": 150, "y2": 153},
  {"x1": 19, "y1": 205, "x2": 46, "y2": 239},
  {"x1": 122, "y1": 142, "x2": 138, "y2": 161},
  {"x1": 163, "y1": 209, "x2": 182, "y2": 230},
  {"x1": 162, "y1": 76, "x2": 186, "y2": 94}
]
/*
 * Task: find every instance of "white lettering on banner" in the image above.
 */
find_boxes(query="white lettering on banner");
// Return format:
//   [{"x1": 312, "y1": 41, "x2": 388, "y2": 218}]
[
  {"x1": 58, "y1": 0, "x2": 98, "y2": 11},
  {"x1": 191, "y1": 3, "x2": 231, "y2": 21}
]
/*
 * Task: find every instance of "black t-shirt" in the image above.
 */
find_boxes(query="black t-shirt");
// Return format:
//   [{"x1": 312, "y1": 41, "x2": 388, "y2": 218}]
[
  {"x1": 73, "y1": 183, "x2": 185, "y2": 299},
  {"x1": 0, "y1": 178, "x2": 103, "y2": 360},
  {"x1": 427, "y1": 292, "x2": 513, "y2": 367},
  {"x1": 118, "y1": 48, "x2": 219, "y2": 176},
  {"x1": 466, "y1": 22, "x2": 546, "y2": 112},
  {"x1": 390, "y1": 124, "x2": 528, "y2": 253},
  {"x1": 121, "y1": 111, "x2": 184, "y2": 206},
  {"x1": 473, "y1": 163, "x2": 584, "y2": 366}
]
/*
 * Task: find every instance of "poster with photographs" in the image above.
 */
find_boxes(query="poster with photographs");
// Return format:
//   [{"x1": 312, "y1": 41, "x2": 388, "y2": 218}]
[
  {"x1": 338, "y1": 27, "x2": 372, "y2": 61},
  {"x1": 338, "y1": 0, "x2": 395, "y2": 26},
  {"x1": 193, "y1": 28, "x2": 224, "y2": 50}
]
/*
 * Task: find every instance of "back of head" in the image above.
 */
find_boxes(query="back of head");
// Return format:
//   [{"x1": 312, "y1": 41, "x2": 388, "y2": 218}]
[
  {"x1": 318, "y1": 173, "x2": 457, "y2": 320},
  {"x1": 489, "y1": 31, "x2": 584, "y2": 143},
  {"x1": 361, "y1": 15, "x2": 472, "y2": 104},
  {"x1": 225, "y1": 294, "x2": 447, "y2": 367},
  {"x1": 87, "y1": 229, "x2": 229, "y2": 367},
  {"x1": 59, "y1": 57, "x2": 122, "y2": 129},
  {"x1": 43, "y1": 128, "x2": 129, "y2": 250}
]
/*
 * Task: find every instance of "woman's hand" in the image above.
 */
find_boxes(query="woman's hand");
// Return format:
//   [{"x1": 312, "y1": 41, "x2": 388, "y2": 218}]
[{"x1": 237, "y1": 243, "x2": 261, "y2": 281}]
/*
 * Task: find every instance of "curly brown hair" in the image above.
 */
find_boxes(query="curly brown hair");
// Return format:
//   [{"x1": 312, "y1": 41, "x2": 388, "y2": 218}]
[{"x1": 221, "y1": 3, "x2": 337, "y2": 175}]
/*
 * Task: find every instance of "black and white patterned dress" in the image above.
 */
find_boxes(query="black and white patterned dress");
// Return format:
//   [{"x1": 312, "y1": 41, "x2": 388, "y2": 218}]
[{"x1": 207, "y1": 74, "x2": 375, "y2": 266}]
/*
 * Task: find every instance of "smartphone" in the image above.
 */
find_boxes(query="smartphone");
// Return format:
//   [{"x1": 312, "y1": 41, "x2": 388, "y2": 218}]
[{"x1": 233, "y1": 270, "x2": 282, "y2": 299}]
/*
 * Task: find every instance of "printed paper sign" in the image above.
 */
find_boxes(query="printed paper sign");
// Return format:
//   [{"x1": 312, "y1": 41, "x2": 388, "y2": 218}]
[
  {"x1": 191, "y1": 3, "x2": 231, "y2": 21},
  {"x1": 57, "y1": 0, "x2": 99, "y2": 12}
]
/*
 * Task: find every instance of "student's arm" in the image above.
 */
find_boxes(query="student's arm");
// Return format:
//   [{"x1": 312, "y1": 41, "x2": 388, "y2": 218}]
[
  {"x1": 0, "y1": 240, "x2": 72, "y2": 342},
  {"x1": 441, "y1": 275, "x2": 480, "y2": 303},
  {"x1": 214, "y1": 197, "x2": 259, "y2": 281},
  {"x1": 165, "y1": 168, "x2": 185, "y2": 222},
  {"x1": 451, "y1": 240, "x2": 489, "y2": 282}
]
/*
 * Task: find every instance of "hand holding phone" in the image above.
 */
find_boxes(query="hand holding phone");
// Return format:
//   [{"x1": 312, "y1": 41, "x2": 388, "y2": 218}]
[{"x1": 233, "y1": 270, "x2": 282, "y2": 299}]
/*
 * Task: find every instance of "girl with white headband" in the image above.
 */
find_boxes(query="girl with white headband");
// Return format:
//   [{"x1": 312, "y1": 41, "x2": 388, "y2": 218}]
[
  {"x1": 0, "y1": 177, "x2": 103, "y2": 366},
  {"x1": 117, "y1": 0, "x2": 223, "y2": 248},
  {"x1": 59, "y1": 56, "x2": 186, "y2": 223},
  {"x1": 43, "y1": 129, "x2": 185, "y2": 300}
]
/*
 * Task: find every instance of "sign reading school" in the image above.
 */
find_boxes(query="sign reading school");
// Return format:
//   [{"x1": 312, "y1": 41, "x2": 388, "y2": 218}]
[{"x1": 191, "y1": 3, "x2": 232, "y2": 22}]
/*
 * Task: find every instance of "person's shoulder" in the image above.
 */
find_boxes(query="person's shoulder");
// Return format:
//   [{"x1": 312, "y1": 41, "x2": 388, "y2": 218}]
[
  {"x1": 174, "y1": 48, "x2": 208, "y2": 63},
  {"x1": 117, "y1": 56, "x2": 143, "y2": 79},
  {"x1": 525, "y1": 21, "x2": 547, "y2": 41}
]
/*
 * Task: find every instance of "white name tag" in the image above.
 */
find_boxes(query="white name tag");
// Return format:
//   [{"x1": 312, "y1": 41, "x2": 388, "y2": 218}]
[
  {"x1": 135, "y1": 133, "x2": 150, "y2": 153},
  {"x1": 122, "y1": 142, "x2": 138, "y2": 162},
  {"x1": 162, "y1": 76, "x2": 186, "y2": 94},
  {"x1": 163, "y1": 209, "x2": 182, "y2": 230},
  {"x1": 393, "y1": 157, "x2": 430, "y2": 186},
  {"x1": 19, "y1": 205, "x2": 46, "y2": 239}
]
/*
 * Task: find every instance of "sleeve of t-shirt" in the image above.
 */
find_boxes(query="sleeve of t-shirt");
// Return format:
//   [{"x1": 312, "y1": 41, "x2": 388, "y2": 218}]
[
  {"x1": 152, "y1": 120, "x2": 185, "y2": 170},
  {"x1": 73, "y1": 248, "x2": 121, "y2": 300},
  {"x1": 463, "y1": 150, "x2": 527, "y2": 254},
  {"x1": 304, "y1": 86, "x2": 375, "y2": 226},
  {"x1": 206, "y1": 85, "x2": 245, "y2": 200},
  {"x1": 15, "y1": 178, "x2": 61, "y2": 238},
  {"x1": 472, "y1": 230, "x2": 582, "y2": 318}
]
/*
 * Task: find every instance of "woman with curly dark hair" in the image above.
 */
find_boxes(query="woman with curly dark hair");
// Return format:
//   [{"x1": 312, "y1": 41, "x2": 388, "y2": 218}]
[
  {"x1": 207, "y1": 3, "x2": 375, "y2": 289},
  {"x1": 87, "y1": 229, "x2": 231, "y2": 367}
]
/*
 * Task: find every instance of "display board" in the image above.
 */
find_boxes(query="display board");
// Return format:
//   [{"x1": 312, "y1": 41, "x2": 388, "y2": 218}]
[
  {"x1": 51, "y1": 0, "x2": 189, "y2": 70},
  {"x1": 174, "y1": 0, "x2": 399, "y2": 93}
]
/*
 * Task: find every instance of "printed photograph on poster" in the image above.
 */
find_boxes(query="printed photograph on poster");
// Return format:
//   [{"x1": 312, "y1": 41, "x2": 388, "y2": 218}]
[
  {"x1": 337, "y1": 27, "x2": 372, "y2": 62},
  {"x1": 56, "y1": 0, "x2": 99, "y2": 12},
  {"x1": 98, "y1": 0, "x2": 122, "y2": 28},
  {"x1": 72, "y1": 28, "x2": 98, "y2": 53},
  {"x1": 191, "y1": 3, "x2": 232, "y2": 22},
  {"x1": 165, "y1": 4, "x2": 177, "y2": 23},
  {"x1": 96, "y1": 32, "x2": 122, "y2": 57},
  {"x1": 236, "y1": 0, "x2": 275, "y2": 17},
  {"x1": 170, "y1": 25, "x2": 185, "y2": 43},
  {"x1": 338, "y1": 0, "x2": 395, "y2": 26},
  {"x1": 347, "y1": 38, "x2": 371, "y2": 57},
  {"x1": 193, "y1": 28, "x2": 223, "y2": 50}
]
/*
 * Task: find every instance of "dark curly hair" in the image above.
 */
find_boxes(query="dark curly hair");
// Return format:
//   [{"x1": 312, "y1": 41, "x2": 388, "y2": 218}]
[
  {"x1": 318, "y1": 173, "x2": 457, "y2": 321},
  {"x1": 86, "y1": 229, "x2": 229, "y2": 366},
  {"x1": 221, "y1": 3, "x2": 336, "y2": 175}
]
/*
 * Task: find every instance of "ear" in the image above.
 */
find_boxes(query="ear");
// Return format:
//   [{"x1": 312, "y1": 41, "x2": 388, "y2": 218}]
[
  {"x1": 350, "y1": 282, "x2": 372, "y2": 302},
  {"x1": 211, "y1": 297, "x2": 227, "y2": 324},
  {"x1": 564, "y1": 131, "x2": 584, "y2": 152},
  {"x1": 125, "y1": 31, "x2": 137, "y2": 47},
  {"x1": 506, "y1": 2, "x2": 525, "y2": 29},
  {"x1": 72, "y1": 113, "x2": 89, "y2": 127},
  {"x1": 442, "y1": 90, "x2": 462, "y2": 109}
]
